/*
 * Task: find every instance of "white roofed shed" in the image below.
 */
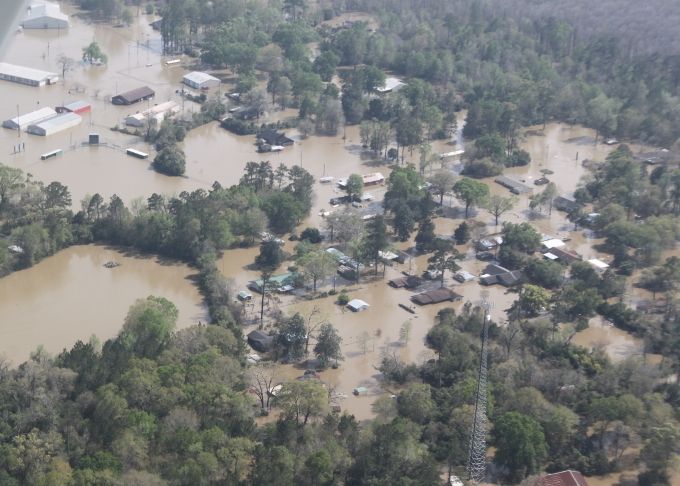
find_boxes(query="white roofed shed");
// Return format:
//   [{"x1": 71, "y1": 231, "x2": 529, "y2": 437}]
[{"x1": 183, "y1": 71, "x2": 220, "y2": 89}]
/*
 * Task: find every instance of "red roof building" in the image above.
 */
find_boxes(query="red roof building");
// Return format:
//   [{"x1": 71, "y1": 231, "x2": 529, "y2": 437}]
[{"x1": 540, "y1": 470, "x2": 589, "y2": 486}]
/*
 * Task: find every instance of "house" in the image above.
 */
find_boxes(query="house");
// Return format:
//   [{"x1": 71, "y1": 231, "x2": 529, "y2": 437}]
[
  {"x1": 453, "y1": 270, "x2": 476, "y2": 283},
  {"x1": 346, "y1": 299, "x2": 370, "y2": 312},
  {"x1": 587, "y1": 258, "x2": 610, "y2": 272},
  {"x1": 248, "y1": 273, "x2": 295, "y2": 293},
  {"x1": 388, "y1": 275, "x2": 422, "y2": 289},
  {"x1": 336, "y1": 172, "x2": 385, "y2": 188},
  {"x1": 3, "y1": 107, "x2": 57, "y2": 130},
  {"x1": 554, "y1": 196, "x2": 579, "y2": 213},
  {"x1": 538, "y1": 470, "x2": 589, "y2": 486},
  {"x1": 495, "y1": 175, "x2": 533, "y2": 195},
  {"x1": 56, "y1": 100, "x2": 91, "y2": 115},
  {"x1": 542, "y1": 238, "x2": 566, "y2": 251},
  {"x1": 375, "y1": 77, "x2": 405, "y2": 94},
  {"x1": 258, "y1": 129, "x2": 294, "y2": 146},
  {"x1": 27, "y1": 112, "x2": 81, "y2": 136},
  {"x1": 22, "y1": 1, "x2": 69, "y2": 29},
  {"x1": 547, "y1": 247, "x2": 582, "y2": 264},
  {"x1": 247, "y1": 330, "x2": 273, "y2": 353},
  {"x1": 479, "y1": 264, "x2": 522, "y2": 287},
  {"x1": 112, "y1": 86, "x2": 155, "y2": 105},
  {"x1": 411, "y1": 288, "x2": 462, "y2": 306},
  {"x1": 0, "y1": 62, "x2": 58, "y2": 86},
  {"x1": 125, "y1": 101, "x2": 180, "y2": 127},
  {"x1": 183, "y1": 71, "x2": 221, "y2": 90},
  {"x1": 232, "y1": 106, "x2": 261, "y2": 121},
  {"x1": 476, "y1": 236, "x2": 503, "y2": 252}
]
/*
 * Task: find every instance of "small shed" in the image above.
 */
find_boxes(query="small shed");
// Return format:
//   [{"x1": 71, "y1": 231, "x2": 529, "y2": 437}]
[
  {"x1": 346, "y1": 299, "x2": 370, "y2": 312},
  {"x1": 247, "y1": 330, "x2": 273, "y2": 353},
  {"x1": 587, "y1": 258, "x2": 610, "y2": 272},
  {"x1": 183, "y1": 71, "x2": 221, "y2": 90},
  {"x1": 375, "y1": 77, "x2": 405, "y2": 94},
  {"x1": 542, "y1": 238, "x2": 566, "y2": 250},
  {"x1": 549, "y1": 247, "x2": 582, "y2": 264},
  {"x1": 112, "y1": 86, "x2": 155, "y2": 105},
  {"x1": 411, "y1": 288, "x2": 462, "y2": 305}
]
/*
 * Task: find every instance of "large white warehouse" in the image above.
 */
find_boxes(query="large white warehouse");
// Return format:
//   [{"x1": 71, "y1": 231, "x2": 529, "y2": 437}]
[
  {"x1": 27, "y1": 112, "x2": 81, "y2": 136},
  {"x1": 2, "y1": 107, "x2": 57, "y2": 130},
  {"x1": 0, "y1": 62, "x2": 59, "y2": 86},
  {"x1": 22, "y1": 1, "x2": 69, "y2": 29},
  {"x1": 183, "y1": 71, "x2": 220, "y2": 90}
]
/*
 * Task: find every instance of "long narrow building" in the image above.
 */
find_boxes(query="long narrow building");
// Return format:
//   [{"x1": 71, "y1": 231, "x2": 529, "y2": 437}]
[
  {"x1": 0, "y1": 62, "x2": 58, "y2": 86},
  {"x1": 3, "y1": 107, "x2": 57, "y2": 130},
  {"x1": 27, "y1": 112, "x2": 81, "y2": 136}
]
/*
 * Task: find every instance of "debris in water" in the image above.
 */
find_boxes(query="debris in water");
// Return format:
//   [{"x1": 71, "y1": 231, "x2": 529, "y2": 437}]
[{"x1": 103, "y1": 261, "x2": 120, "y2": 268}]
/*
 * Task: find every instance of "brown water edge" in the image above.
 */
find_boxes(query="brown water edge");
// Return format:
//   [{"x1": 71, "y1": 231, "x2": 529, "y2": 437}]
[{"x1": 0, "y1": 244, "x2": 208, "y2": 365}]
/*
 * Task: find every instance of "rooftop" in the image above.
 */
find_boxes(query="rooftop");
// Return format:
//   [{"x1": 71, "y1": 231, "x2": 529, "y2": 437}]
[
  {"x1": 539, "y1": 470, "x2": 589, "y2": 486},
  {"x1": 25, "y1": 1, "x2": 68, "y2": 22},
  {"x1": 183, "y1": 71, "x2": 220, "y2": 84},
  {"x1": 0, "y1": 62, "x2": 57, "y2": 82}
]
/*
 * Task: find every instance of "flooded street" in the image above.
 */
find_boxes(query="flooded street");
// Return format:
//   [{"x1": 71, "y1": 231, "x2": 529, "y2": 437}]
[{"x1": 0, "y1": 245, "x2": 207, "y2": 364}]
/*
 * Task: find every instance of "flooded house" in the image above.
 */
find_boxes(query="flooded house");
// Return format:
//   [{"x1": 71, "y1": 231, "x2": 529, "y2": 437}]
[
  {"x1": 411, "y1": 288, "x2": 462, "y2": 305},
  {"x1": 388, "y1": 275, "x2": 422, "y2": 289},
  {"x1": 22, "y1": 1, "x2": 69, "y2": 29},
  {"x1": 495, "y1": 175, "x2": 533, "y2": 195},
  {"x1": 479, "y1": 264, "x2": 522, "y2": 287},
  {"x1": 544, "y1": 247, "x2": 581, "y2": 264},
  {"x1": 247, "y1": 330, "x2": 273, "y2": 353},
  {"x1": 257, "y1": 129, "x2": 294, "y2": 147},
  {"x1": 248, "y1": 273, "x2": 295, "y2": 293},
  {"x1": 56, "y1": 100, "x2": 91, "y2": 115},
  {"x1": 0, "y1": 62, "x2": 58, "y2": 86},
  {"x1": 336, "y1": 172, "x2": 385, "y2": 189},
  {"x1": 125, "y1": 101, "x2": 180, "y2": 127},
  {"x1": 346, "y1": 299, "x2": 370, "y2": 312},
  {"x1": 112, "y1": 86, "x2": 155, "y2": 105},
  {"x1": 553, "y1": 196, "x2": 579, "y2": 213}
]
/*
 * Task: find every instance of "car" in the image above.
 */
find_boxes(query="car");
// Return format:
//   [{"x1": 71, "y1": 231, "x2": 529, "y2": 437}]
[
  {"x1": 476, "y1": 251, "x2": 495, "y2": 261},
  {"x1": 534, "y1": 177, "x2": 549, "y2": 185}
]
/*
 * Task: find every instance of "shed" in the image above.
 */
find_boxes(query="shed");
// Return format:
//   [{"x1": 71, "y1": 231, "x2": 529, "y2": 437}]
[
  {"x1": 112, "y1": 86, "x2": 155, "y2": 105},
  {"x1": 388, "y1": 275, "x2": 422, "y2": 289},
  {"x1": 3, "y1": 107, "x2": 57, "y2": 130},
  {"x1": 22, "y1": 1, "x2": 69, "y2": 29},
  {"x1": 453, "y1": 270, "x2": 476, "y2": 283},
  {"x1": 554, "y1": 196, "x2": 579, "y2": 213},
  {"x1": 346, "y1": 299, "x2": 370, "y2": 312},
  {"x1": 247, "y1": 330, "x2": 273, "y2": 353},
  {"x1": 0, "y1": 62, "x2": 58, "y2": 86},
  {"x1": 27, "y1": 112, "x2": 81, "y2": 136},
  {"x1": 542, "y1": 238, "x2": 566, "y2": 250},
  {"x1": 587, "y1": 258, "x2": 609, "y2": 271},
  {"x1": 411, "y1": 288, "x2": 462, "y2": 306},
  {"x1": 495, "y1": 175, "x2": 533, "y2": 195},
  {"x1": 56, "y1": 100, "x2": 91, "y2": 115},
  {"x1": 183, "y1": 71, "x2": 221, "y2": 90},
  {"x1": 549, "y1": 247, "x2": 581, "y2": 264}
]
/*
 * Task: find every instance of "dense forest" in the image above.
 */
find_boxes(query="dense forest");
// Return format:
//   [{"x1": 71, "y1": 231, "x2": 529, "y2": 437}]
[{"x1": 0, "y1": 0, "x2": 679, "y2": 484}]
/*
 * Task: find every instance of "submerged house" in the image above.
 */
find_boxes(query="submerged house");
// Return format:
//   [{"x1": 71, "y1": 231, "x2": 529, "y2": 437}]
[
  {"x1": 346, "y1": 299, "x2": 370, "y2": 312},
  {"x1": 388, "y1": 275, "x2": 422, "y2": 289},
  {"x1": 27, "y1": 112, "x2": 81, "y2": 136},
  {"x1": 258, "y1": 129, "x2": 294, "y2": 147},
  {"x1": 22, "y1": 1, "x2": 69, "y2": 29},
  {"x1": 479, "y1": 264, "x2": 522, "y2": 287},
  {"x1": 248, "y1": 273, "x2": 295, "y2": 294},
  {"x1": 411, "y1": 288, "x2": 462, "y2": 306},
  {"x1": 112, "y1": 86, "x2": 155, "y2": 105},
  {"x1": 183, "y1": 71, "x2": 221, "y2": 90},
  {"x1": 247, "y1": 330, "x2": 273, "y2": 353},
  {"x1": 0, "y1": 62, "x2": 58, "y2": 87}
]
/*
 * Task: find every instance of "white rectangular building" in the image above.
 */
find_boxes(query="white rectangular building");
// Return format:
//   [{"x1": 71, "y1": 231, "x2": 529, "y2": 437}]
[
  {"x1": 22, "y1": 1, "x2": 69, "y2": 29},
  {"x1": 0, "y1": 62, "x2": 58, "y2": 86},
  {"x1": 27, "y1": 112, "x2": 81, "y2": 136},
  {"x1": 125, "y1": 101, "x2": 180, "y2": 127},
  {"x1": 3, "y1": 107, "x2": 57, "y2": 130},
  {"x1": 182, "y1": 71, "x2": 220, "y2": 90}
]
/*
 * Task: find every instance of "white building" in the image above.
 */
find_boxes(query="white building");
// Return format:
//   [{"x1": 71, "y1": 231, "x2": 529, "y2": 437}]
[
  {"x1": 375, "y1": 77, "x2": 405, "y2": 94},
  {"x1": 27, "y1": 112, "x2": 81, "y2": 136},
  {"x1": 346, "y1": 299, "x2": 370, "y2": 312},
  {"x1": 22, "y1": 1, "x2": 69, "y2": 29},
  {"x1": 0, "y1": 62, "x2": 59, "y2": 87},
  {"x1": 182, "y1": 71, "x2": 220, "y2": 90},
  {"x1": 3, "y1": 107, "x2": 57, "y2": 130},
  {"x1": 125, "y1": 101, "x2": 180, "y2": 127}
]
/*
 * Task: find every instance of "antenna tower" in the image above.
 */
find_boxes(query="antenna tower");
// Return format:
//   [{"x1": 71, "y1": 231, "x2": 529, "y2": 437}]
[{"x1": 466, "y1": 303, "x2": 490, "y2": 484}]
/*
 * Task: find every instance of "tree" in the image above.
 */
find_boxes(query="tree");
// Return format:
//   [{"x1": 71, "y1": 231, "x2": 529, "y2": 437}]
[
  {"x1": 428, "y1": 169, "x2": 456, "y2": 206},
  {"x1": 454, "y1": 221, "x2": 471, "y2": 245},
  {"x1": 299, "y1": 249, "x2": 335, "y2": 292},
  {"x1": 415, "y1": 218, "x2": 436, "y2": 253},
  {"x1": 314, "y1": 323, "x2": 343, "y2": 367},
  {"x1": 362, "y1": 215, "x2": 389, "y2": 274},
  {"x1": 494, "y1": 412, "x2": 548, "y2": 482},
  {"x1": 396, "y1": 383, "x2": 435, "y2": 424},
  {"x1": 152, "y1": 145, "x2": 185, "y2": 176},
  {"x1": 82, "y1": 41, "x2": 107, "y2": 64},
  {"x1": 514, "y1": 284, "x2": 551, "y2": 318},
  {"x1": 453, "y1": 178, "x2": 489, "y2": 218},
  {"x1": 529, "y1": 182, "x2": 558, "y2": 214},
  {"x1": 277, "y1": 380, "x2": 328, "y2": 426},
  {"x1": 56, "y1": 55, "x2": 75, "y2": 79},
  {"x1": 345, "y1": 174, "x2": 364, "y2": 201},
  {"x1": 325, "y1": 207, "x2": 364, "y2": 243},
  {"x1": 119, "y1": 296, "x2": 178, "y2": 359},
  {"x1": 0, "y1": 165, "x2": 24, "y2": 213},
  {"x1": 483, "y1": 194, "x2": 518, "y2": 225},
  {"x1": 428, "y1": 239, "x2": 461, "y2": 288},
  {"x1": 255, "y1": 240, "x2": 283, "y2": 270},
  {"x1": 275, "y1": 313, "x2": 307, "y2": 361},
  {"x1": 524, "y1": 259, "x2": 564, "y2": 289},
  {"x1": 249, "y1": 363, "x2": 278, "y2": 413}
]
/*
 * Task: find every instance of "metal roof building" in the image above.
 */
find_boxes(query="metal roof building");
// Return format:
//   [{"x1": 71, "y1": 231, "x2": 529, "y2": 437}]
[
  {"x1": 125, "y1": 101, "x2": 180, "y2": 127},
  {"x1": 3, "y1": 107, "x2": 57, "y2": 130},
  {"x1": 56, "y1": 100, "x2": 91, "y2": 114},
  {"x1": 22, "y1": 1, "x2": 69, "y2": 29},
  {"x1": 27, "y1": 112, "x2": 81, "y2": 136},
  {"x1": 183, "y1": 71, "x2": 220, "y2": 89},
  {"x1": 0, "y1": 62, "x2": 58, "y2": 86},
  {"x1": 112, "y1": 86, "x2": 155, "y2": 105}
]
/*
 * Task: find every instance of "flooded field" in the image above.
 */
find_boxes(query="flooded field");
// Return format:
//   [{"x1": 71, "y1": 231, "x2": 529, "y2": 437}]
[{"x1": 0, "y1": 245, "x2": 207, "y2": 364}]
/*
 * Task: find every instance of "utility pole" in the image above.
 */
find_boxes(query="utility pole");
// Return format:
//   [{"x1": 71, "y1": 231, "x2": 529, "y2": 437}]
[{"x1": 466, "y1": 302, "x2": 490, "y2": 484}]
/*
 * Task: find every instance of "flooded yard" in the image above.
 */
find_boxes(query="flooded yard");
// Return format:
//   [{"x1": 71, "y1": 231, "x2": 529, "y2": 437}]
[{"x1": 0, "y1": 245, "x2": 207, "y2": 364}]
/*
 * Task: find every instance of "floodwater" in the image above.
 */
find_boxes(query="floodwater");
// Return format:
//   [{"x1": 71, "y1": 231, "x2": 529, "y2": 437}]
[
  {"x1": 0, "y1": 245, "x2": 207, "y2": 364},
  {"x1": 0, "y1": 4, "x2": 670, "y2": 419}
]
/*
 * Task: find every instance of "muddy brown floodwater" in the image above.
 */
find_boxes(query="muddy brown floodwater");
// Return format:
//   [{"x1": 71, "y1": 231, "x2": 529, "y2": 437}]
[
  {"x1": 0, "y1": 245, "x2": 208, "y2": 364},
  {"x1": 0, "y1": 4, "x2": 668, "y2": 420}
]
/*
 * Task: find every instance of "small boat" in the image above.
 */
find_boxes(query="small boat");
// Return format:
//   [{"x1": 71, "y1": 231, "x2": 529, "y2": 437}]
[{"x1": 319, "y1": 176, "x2": 334, "y2": 183}]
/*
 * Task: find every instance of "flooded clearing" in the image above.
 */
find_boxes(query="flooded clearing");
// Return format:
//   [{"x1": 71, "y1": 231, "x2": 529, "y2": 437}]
[{"x1": 0, "y1": 245, "x2": 208, "y2": 364}]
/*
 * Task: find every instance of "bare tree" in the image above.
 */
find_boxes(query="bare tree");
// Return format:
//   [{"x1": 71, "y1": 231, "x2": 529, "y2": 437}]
[
  {"x1": 248, "y1": 363, "x2": 279, "y2": 413},
  {"x1": 57, "y1": 54, "x2": 75, "y2": 79}
]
